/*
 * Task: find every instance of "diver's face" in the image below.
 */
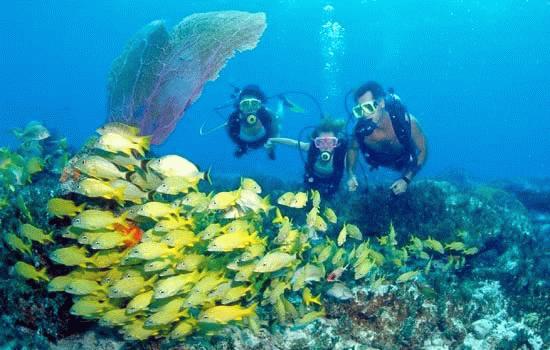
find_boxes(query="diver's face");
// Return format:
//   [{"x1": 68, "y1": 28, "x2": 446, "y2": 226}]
[{"x1": 357, "y1": 91, "x2": 385, "y2": 124}]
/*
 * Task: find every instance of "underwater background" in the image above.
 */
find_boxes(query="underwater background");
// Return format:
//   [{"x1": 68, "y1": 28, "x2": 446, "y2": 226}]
[{"x1": 0, "y1": 1, "x2": 549, "y2": 349}]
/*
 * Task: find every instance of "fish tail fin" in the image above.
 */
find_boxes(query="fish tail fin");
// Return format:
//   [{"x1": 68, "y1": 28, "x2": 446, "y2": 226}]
[
  {"x1": 76, "y1": 202, "x2": 86, "y2": 213},
  {"x1": 247, "y1": 302, "x2": 258, "y2": 317},
  {"x1": 204, "y1": 166, "x2": 212, "y2": 185},
  {"x1": 39, "y1": 267, "x2": 50, "y2": 282},
  {"x1": 138, "y1": 135, "x2": 152, "y2": 152},
  {"x1": 261, "y1": 195, "x2": 271, "y2": 212}
]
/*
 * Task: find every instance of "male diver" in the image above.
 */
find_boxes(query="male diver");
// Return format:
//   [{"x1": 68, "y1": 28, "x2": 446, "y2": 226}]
[
  {"x1": 347, "y1": 81, "x2": 427, "y2": 195},
  {"x1": 267, "y1": 118, "x2": 348, "y2": 197},
  {"x1": 227, "y1": 85, "x2": 278, "y2": 159}
]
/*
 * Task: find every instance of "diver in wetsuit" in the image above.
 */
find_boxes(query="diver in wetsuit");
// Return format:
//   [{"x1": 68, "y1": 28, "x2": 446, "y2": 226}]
[
  {"x1": 267, "y1": 118, "x2": 348, "y2": 197},
  {"x1": 227, "y1": 85, "x2": 278, "y2": 159},
  {"x1": 347, "y1": 81, "x2": 428, "y2": 195}
]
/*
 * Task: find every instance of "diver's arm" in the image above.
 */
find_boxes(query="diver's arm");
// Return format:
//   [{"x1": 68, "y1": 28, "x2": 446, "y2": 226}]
[
  {"x1": 402, "y1": 116, "x2": 427, "y2": 182},
  {"x1": 346, "y1": 139, "x2": 360, "y2": 191},
  {"x1": 267, "y1": 138, "x2": 310, "y2": 151}
]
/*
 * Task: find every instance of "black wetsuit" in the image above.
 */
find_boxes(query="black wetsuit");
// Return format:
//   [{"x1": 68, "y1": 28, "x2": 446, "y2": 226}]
[
  {"x1": 304, "y1": 138, "x2": 348, "y2": 197},
  {"x1": 354, "y1": 112, "x2": 417, "y2": 172},
  {"x1": 227, "y1": 107, "x2": 275, "y2": 154}
]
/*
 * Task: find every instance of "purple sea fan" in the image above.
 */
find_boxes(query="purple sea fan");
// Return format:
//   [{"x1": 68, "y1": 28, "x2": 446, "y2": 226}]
[{"x1": 107, "y1": 11, "x2": 267, "y2": 144}]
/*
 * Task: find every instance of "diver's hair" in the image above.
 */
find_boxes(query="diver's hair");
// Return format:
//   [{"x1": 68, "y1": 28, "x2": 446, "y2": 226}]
[
  {"x1": 354, "y1": 81, "x2": 385, "y2": 102},
  {"x1": 239, "y1": 85, "x2": 267, "y2": 102},
  {"x1": 312, "y1": 117, "x2": 346, "y2": 138}
]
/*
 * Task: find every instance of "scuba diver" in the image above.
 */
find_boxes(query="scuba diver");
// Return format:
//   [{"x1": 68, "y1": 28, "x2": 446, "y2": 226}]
[
  {"x1": 227, "y1": 85, "x2": 279, "y2": 159},
  {"x1": 346, "y1": 81, "x2": 428, "y2": 195},
  {"x1": 266, "y1": 118, "x2": 348, "y2": 197}
]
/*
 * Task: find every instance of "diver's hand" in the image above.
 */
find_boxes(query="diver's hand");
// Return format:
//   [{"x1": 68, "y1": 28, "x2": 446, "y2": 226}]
[
  {"x1": 390, "y1": 179, "x2": 408, "y2": 195},
  {"x1": 264, "y1": 138, "x2": 274, "y2": 149},
  {"x1": 347, "y1": 175, "x2": 358, "y2": 192}
]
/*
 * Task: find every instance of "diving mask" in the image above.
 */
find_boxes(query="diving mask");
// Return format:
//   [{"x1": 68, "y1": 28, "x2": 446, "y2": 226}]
[
  {"x1": 313, "y1": 136, "x2": 338, "y2": 152},
  {"x1": 239, "y1": 97, "x2": 262, "y2": 114},
  {"x1": 352, "y1": 100, "x2": 378, "y2": 119}
]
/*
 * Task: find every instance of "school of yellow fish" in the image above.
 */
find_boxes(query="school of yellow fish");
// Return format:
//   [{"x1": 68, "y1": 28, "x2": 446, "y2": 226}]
[{"x1": 5, "y1": 122, "x2": 480, "y2": 342}]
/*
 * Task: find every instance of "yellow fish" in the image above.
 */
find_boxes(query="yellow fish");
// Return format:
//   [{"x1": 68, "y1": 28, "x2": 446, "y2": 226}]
[
  {"x1": 156, "y1": 176, "x2": 198, "y2": 195},
  {"x1": 3, "y1": 233, "x2": 32, "y2": 255},
  {"x1": 153, "y1": 271, "x2": 201, "y2": 299},
  {"x1": 77, "y1": 231, "x2": 105, "y2": 245},
  {"x1": 95, "y1": 132, "x2": 150, "y2": 157},
  {"x1": 72, "y1": 210, "x2": 128, "y2": 230},
  {"x1": 13, "y1": 261, "x2": 49, "y2": 282},
  {"x1": 108, "y1": 275, "x2": 156, "y2": 298},
  {"x1": 464, "y1": 247, "x2": 479, "y2": 255},
  {"x1": 129, "y1": 170, "x2": 163, "y2": 191},
  {"x1": 354, "y1": 258, "x2": 375, "y2": 280},
  {"x1": 241, "y1": 177, "x2": 262, "y2": 194},
  {"x1": 96, "y1": 122, "x2": 139, "y2": 138},
  {"x1": 143, "y1": 258, "x2": 173, "y2": 272},
  {"x1": 74, "y1": 178, "x2": 125, "y2": 203},
  {"x1": 425, "y1": 237, "x2": 445, "y2": 254},
  {"x1": 346, "y1": 224, "x2": 363, "y2": 240},
  {"x1": 127, "y1": 241, "x2": 174, "y2": 260},
  {"x1": 74, "y1": 155, "x2": 126, "y2": 180},
  {"x1": 291, "y1": 192, "x2": 308, "y2": 208},
  {"x1": 47, "y1": 198, "x2": 85, "y2": 218},
  {"x1": 295, "y1": 308, "x2": 326, "y2": 325},
  {"x1": 199, "y1": 303, "x2": 257, "y2": 324},
  {"x1": 221, "y1": 285, "x2": 252, "y2": 304},
  {"x1": 396, "y1": 270, "x2": 421, "y2": 283},
  {"x1": 147, "y1": 155, "x2": 201, "y2": 178},
  {"x1": 302, "y1": 287, "x2": 322, "y2": 306},
  {"x1": 91, "y1": 231, "x2": 126, "y2": 250},
  {"x1": 65, "y1": 278, "x2": 106, "y2": 295},
  {"x1": 19, "y1": 223, "x2": 54, "y2": 244},
  {"x1": 110, "y1": 179, "x2": 148, "y2": 204},
  {"x1": 277, "y1": 192, "x2": 295, "y2": 207},
  {"x1": 70, "y1": 296, "x2": 113, "y2": 318},
  {"x1": 169, "y1": 319, "x2": 196, "y2": 340},
  {"x1": 25, "y1": 156, "x2": 44, "y2": 175},
  {"x1": 145, "y1": 305, "x2": 188, "y2": 327},
  {"x1": 49, "y1": 246, "x2": 90, "y2": 267},
  {"x1": 100, "y1": 308, "x2": 134, "y2": 326},
  {"x1": 122, "y1": 320, "x2": 159, "y2": 340},
  {"x1": 136, "y1": 201, "x2": 179, "y2": 221},
  {"x1": 161, "y1": 229, "x2": 199, "y2": 248},
  {"x1": 337, "y1": 225, "x2": 348, "y2": 246},
  {"x1": 208, "y1": 190, "x2": 240, "y2": 210},
  {"x1": 310, "y1": 190, "x2": 321, "y2": 209},
  {"x1": 445, "y1": 241, "x2": 466, "y2": 251},
  {"x1": 126, "y1": 290, "x2": 154, "y2": 314},
  {"x1": 207, "y1": 231, "x2": 261, "y2": 252},
  {"x1": 323, "y1": 207, "x2": 337, "y2": 224},
  {"x1": 47, "y1": 275, "x2": 74, "y2": 292},
  {"x1": 89, "y1": 250, "x2": 125, "y2": 268},
  {"x1": 255, "y1": 251, "x2": 296, "y2": 273},
  {"x1": 108, "y1": 154, "x2": 141, "y2": 172}
]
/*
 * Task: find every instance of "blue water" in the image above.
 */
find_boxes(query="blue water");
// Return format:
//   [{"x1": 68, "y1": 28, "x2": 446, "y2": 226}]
[{"x1": 1, "y1": 1, "x2": 549, "y2": 182}]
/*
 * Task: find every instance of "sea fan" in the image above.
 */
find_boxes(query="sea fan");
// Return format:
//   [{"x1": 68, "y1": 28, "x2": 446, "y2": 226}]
[{"x1": 107, "y1": 11, "x2": 267, "y2": 144}]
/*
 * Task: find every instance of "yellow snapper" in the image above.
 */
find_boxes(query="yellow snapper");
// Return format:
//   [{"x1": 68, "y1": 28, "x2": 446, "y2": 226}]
[
  {"x1": 108, "y1": 154, "x2": 141, "y2": 172},
  {"x1": 291, "y1": 192, "x2": 308, "y2": 208},
  {"x1": 323, "y1": 207, "x2": 337, "y2": 223},
  {"x1": 13, "y1": 261, "x2": 49, "y2": 282},
  {"x1": 72, "y1": 209, "x2": 128, "y2": 230},
  {"x1": 95, "y1": 132, "x2": 150, "y2": 157},
  {"x1": 254, "y1": 251, "x2": 296, "y2": 273},
  {"x1": 122, "y1": 319, "x2": 159, "y2": 340},
  {"x1": 49, "y1": 246, "x2": 90, "y2": 267},
  {"x1": 127, "y1": 241, "x2": 174, "y2": 260},
  {"x1": 310, "y1": 190, "x2": 321, "y2": 208},
  {"x1": 128, "y1": 170, "x2": 163, "y2": 191},
  {"x1": 199, "y1": 303, "x2": 257, "y2": 324},
  {"x1": 221, "y1": 285, "x2": 252, "y2": 304},
  {"x1": 20, "y1": 223, "x2": 54, "y2": 244},
  {"x1": 295, "y1": 308, "x2": 326, "y2": 325},
  {"x1": 153, "y1": 271, "x2": 201, "y2": 299},
  {"x1": 74, "y1": 178, "x2": 125, "y2": 203},
  {"x1": 47, "y1": 198, "x2": 85, "y2": 218},
  {"x1": 302, "y1": 287, "x2": 322, "y2": 306},
  {"x1": 99, "y1": 308, "x2": 134, "y2": 326},
  {"x1": 241, "y1": 177, "x2": 262, "y2": 194},
  {"x1": 88, "y1": 250, "x2": 125, "y2": 268},
  {"x1": 169, "y1": 319, "x2": 197, "y2": 340},
  {"x1": 208, "y1": 190, "x2": 240, "y2": 210},
  {"x1": 237, "y1": 190, "x2": 270, "y2": 213},
  {"x1": 207, "y1": 231, "x2": 261, "y2": 252},
  {"x1": 161, "y1": 229, "x2": 198, "y2": 248},
  {"x1": 144, "y1": 299, "x2": 188, "y2": 327},
  {"x1": 70, "y1": 296, "x2": 113, "y2": 318},
  {"x1": 154, "y1": 216, "x2": 191, "y2": 232},
  {"x1": 91, "y1": 231, "x2": 126, "y2": 250},
  {"x1": 126, "y1": 290, "x2": 154, "y2": 314},
  {"x1": 346, "y1": 224, "x2": 363, "y2": 240},
  {"x1": 136, "y1": 201, "x2": 179, "y2": 221},
  {"x1": 110, "y1": 179, "x2": 148, "y2": 204},
  {"x1": 147, "y1": 155, "x2": 200, "y2": 178},
  {"x1": 143, "y1": 258, "x2": 173, "y2": 272},
  {"x1": 4, "y1": 232, "x2": 32, "y2": 255},
  {"x1": 25, "y1": 156, "x2": 44, "y2": 175},
  {"x1": 74, "y1": 155, "x2": 126, "y2": 180},
  {"x1": 396, "y1": 270, "x2": 421, "y2": 283},
  {"x1": 156, "y1": 176, "x2": 198, "y2": 195},
  {"x1": 47, "y1": 275, "x2": 74, "y2": 292},
  {"x1": 175, "y1": 254, "x2": 206, "y2": 271},
  {"x1": 96, "y1": 122, "x2": 139, "y2": 138},
  {"x1": 424, "y1": 237, "x2": 445, "y2": 254},
  {"x1": 65, "y1": 278, "x2": 106, "y2": 295},
  {"x1": 276, "y1": 192, "x2": 294, "y2": 207},
  {"x1": 78, "y1": 231, "x2": 107, "y2": 245},
  {"x1": 108, "y1": 275, "x2": 156, "y2": 298}
]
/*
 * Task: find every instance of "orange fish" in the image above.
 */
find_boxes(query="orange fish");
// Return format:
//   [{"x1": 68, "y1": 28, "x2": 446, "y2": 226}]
[{"x1": 113, "y1": 222, "x2": 143, "y2": 247}]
